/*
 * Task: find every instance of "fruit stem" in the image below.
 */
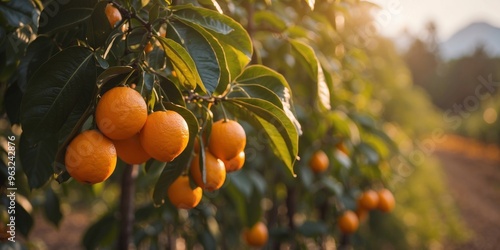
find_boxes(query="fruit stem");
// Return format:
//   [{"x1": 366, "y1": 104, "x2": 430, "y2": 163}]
[
  {"x1": 218, "y1": 101, "x2": 229, "y2": 122},
  {"x1": 118, "y1": 164, "x2": 139, "y2": 249}
]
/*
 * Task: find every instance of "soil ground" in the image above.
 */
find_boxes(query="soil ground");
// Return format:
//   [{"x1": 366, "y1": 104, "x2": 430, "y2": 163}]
[{"x1": 437, "y1": 135, "x2": 500, "y2": 250}]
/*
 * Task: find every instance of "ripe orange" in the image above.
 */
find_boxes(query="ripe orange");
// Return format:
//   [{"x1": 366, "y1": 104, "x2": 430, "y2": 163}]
[
  {"x1": 357, "y1": 190, "x2": 379, "y2": 210},
  {"x1": 222, "y1": 151, "x2": 245, "y2": 173},
  {"x1": 105, "y1": 4, "x2": 122, "y2": 28},
  {"x1": 243, "y1": 221, "x2": 268, "y2": 247},
  {"x1": 309, "y1": 150, "x2": 329, "y2": 173},
  {"x1": 65, "y1": 130, "x2": 117, "y2": 184},
  {"x1": 113, "y1": 133, "x2": 151, "y2": 165},
  {"x1": 95, "y1": 87, "x2": 147, "y2": 140},
  {"x1": 338, "y1": 210, "x2": 359, "y2": 234},
  {"x1": 208, "y1": 120, "x2": 246, "y2": 160},
  {"x1": 140, "y1": 110, "x2": 189, "y2": 162},
  {"x1": 144, "y1": 42, "x2": 153, "y2": 53},
  {"x1": 190, "y1": 150, "x2": 226, "y2": 191},
  {"x1": 167, "y1": 175, "x2": 202, "y2": 209},
  {"x1": 377, "y1": 189, "x2": 395, "y2": 212}
]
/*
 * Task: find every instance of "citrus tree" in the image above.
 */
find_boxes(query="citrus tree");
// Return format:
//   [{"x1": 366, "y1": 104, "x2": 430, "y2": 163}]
[{"x1": 1, "y1": 0, "x2": 407, "y2": 248}]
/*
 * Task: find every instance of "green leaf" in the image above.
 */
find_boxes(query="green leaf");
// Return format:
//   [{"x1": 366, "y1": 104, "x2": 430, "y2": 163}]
[
  {"x1": 157, "y1": 74, "x2": 185, "y2": 106},
  {"x1": 289, "y1": 39, "x2": 330, "y2": 110},
  {"x1": 246, "y1": 186, "x2": 263, "y2": 228},
  {"x1": 173, "y1": 19, "x2": 231, "y2": 95},
  {"x1": 16, "y1": 36, "x2": 59, "y2": 91},
  {"x1": 38, "y1": 5, "x2": 93, "y2": 35},
  {"x1": 157, "y1": 37, "x2": 203, "y2": 92},
  {"x1": 357, "y1": 142, "x2": 380, "y2": 165},
  {"x1": 86, "y1": 1, "x2": 113, "y2": 48},
  {"x1": 96, "y1": 66, "x2": 134, "y2": 87},
  {"x1": 19, "y1": 135, "x2": 57, "y2": 189},
  {"x1": 168, "y1": 21, "x2": 220, "y2": 93},
  {"x1": 0, "y1": 0, "x2": 36, "y2": 29},
  {"x1": 173, "y1": 5, "x2": 252, "y2": 78},
  {"x1": 229, "y1": 84, "x2": 283, "y2": 109},
  {"x1": 4, "y1": 83, "x2": 23, "y2": 125},
  {"x1": 20, "y1": 46, "x2": 97, "y2": 142},
  {"x1": 235, "y1": 65, "x2": 302, "y2": 134},
  {"x1": 43, "y1": 188, "x2": 63, "y2": 227},
  {"x1": 152, "y1": 103, "x2": 199, "y2": 206},
  {"x1": 15, "y1": 199, "x2": 33, "y2": 237},
  {"x1": 254, "y1": 10, "x2": 287, "y2": 32},
  {"x1": 225, "y1": 98, "x2": 298, "y2": 175},
  {"x1": 82, "y1": 213, "x2": 117, "y2": 250}
]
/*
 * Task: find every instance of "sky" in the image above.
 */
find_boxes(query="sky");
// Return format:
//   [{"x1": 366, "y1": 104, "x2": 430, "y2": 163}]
[{"x1": 368, "y1": 0, "x2": 500, "y2": 41}]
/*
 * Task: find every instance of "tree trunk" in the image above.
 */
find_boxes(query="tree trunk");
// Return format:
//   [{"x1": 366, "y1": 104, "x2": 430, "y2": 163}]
[{"x1": 118, "y1": 164, "x2": 139, "y2": 250}]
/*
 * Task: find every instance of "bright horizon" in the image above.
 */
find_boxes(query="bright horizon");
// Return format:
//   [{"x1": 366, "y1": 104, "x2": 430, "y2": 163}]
[{"x1": 369, "y1": 0, "x2": 500, "y2": 41}]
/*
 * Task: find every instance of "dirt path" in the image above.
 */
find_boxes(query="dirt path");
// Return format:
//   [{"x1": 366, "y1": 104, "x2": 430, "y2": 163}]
[{"x1": 436, "y1": 136, "x2": 500, "y2": 249}]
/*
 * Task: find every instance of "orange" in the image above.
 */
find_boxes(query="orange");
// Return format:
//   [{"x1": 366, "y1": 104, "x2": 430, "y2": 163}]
[
  {"x1": 113, "y1": 133, "x2": 151, "y2": 165},
  {"x1": 222, "y1": 151, "x2": 245, "y2": 173},
  {"x1": 377, "y1": 189, "x2": 395, "y2": 212},
  {"x1": 208, "y1": 120, "x2": 246, "y2": 161},
  {"x1": 105, "y1": 4, "x2": 122, "y2": 28},
  {"x1": 140, "y1": 110, "x2": 189, "y2": 162},
  {"x1": 65, "y1": 130, "x2": 117, "y2": 184},
  {"x1": 338, "y1": 210, "x2": 359, "y2": 234},
  {"x1": 357, "y1": 190, "x2": 379, "y2": 210},
  {"x1": 243, "y1": 221, "x2": 268, "y2": 247},
  {"x1": 190, "y1": 150, "x2": 226, "y2": 191},
  {"x1": 95, "y1": 87, "x2": 147, "y2": 140},
  {"x1": 144, "y1": 42, "x2": 153, "y2": 53},
  {"x1": 309, "y1": 150, "x2": 329, "y2": 173},
  {"x1": 167, "y1": 175, "x2": 202, "y2": 209}
]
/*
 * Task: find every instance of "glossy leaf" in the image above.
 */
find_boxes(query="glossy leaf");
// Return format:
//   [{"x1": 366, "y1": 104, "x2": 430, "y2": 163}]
[
  {"x1": 168, "y1": 21, "x2": 220, "y2": 93},
  {"x1": 44, "y1": 188, "x2": 63, "y2": 227},
  {"x1": 20, "y1": 46, "x2": 97, "y2": 142},
  {"x1": 0, "y1": 0, "x2": 37, "y2": 29},
  {"x1": 19, "y1": 135, "x2": 57, "y2": 189},
  {"x1": 86, "y1": 1, "x2": 113, "y2": 48},
  {"x1": 16, "y1": 36, "x2": 58, "y2": 92},
  {"x1": 173, "y1": 5, "x2": 252, "y2": 77},
  {"x1": 96, "y1": 66, "x2": 134, "y2": 87},
  {"x1": 157, "y1": 74, "x2": 185, "y2": 106},
  {"x1": 235, "y1": 65, "x2": 302, "y2": 134},
  {"x1": 174, "y1": 19, "x2": 231, "y2": 95},
  {"x1": 38, "y1": 5, "x2": 93, "y2": 35},
  {"x1": 157, "y1": 37, "x2": 203, "y2": 92},
  {"x1": 290, "y1": 39, "x2": 331, "y2": 110},
  {"x1": 225, "y1": 98, "x2": 298, "y2": 175}
]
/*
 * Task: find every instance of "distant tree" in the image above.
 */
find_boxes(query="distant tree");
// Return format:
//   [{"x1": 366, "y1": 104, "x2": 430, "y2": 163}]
[{"x1": 403, "y1": 21, "x2": 441, "y2": 104}]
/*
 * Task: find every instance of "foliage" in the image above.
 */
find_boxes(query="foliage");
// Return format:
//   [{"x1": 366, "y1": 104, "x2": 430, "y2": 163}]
[{"x1": 0, "y1": 0, "x2": 461, "y2": 249}]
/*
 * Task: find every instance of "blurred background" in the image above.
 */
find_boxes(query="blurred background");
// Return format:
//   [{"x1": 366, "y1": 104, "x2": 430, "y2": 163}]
[{"x1": 1, "y1": 0, "x2": 499, "y2": 249}]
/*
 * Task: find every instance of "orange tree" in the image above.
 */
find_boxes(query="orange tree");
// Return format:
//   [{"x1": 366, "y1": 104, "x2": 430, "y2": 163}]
[{"x1": 0, "y1": 0, "x2": 408, "y2": 248}]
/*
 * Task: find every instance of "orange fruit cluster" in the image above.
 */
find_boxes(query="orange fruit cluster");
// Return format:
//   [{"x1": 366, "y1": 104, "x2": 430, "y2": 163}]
[
  {"x1": 65, "y1": 86, "x2": 189, "y2": 184},
  {"x1": 337, "y1": 189, "x2": 395, "y2": 234},
  {"x1": 167, "y1": 119, "x2": 246, "y2": 209}
]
